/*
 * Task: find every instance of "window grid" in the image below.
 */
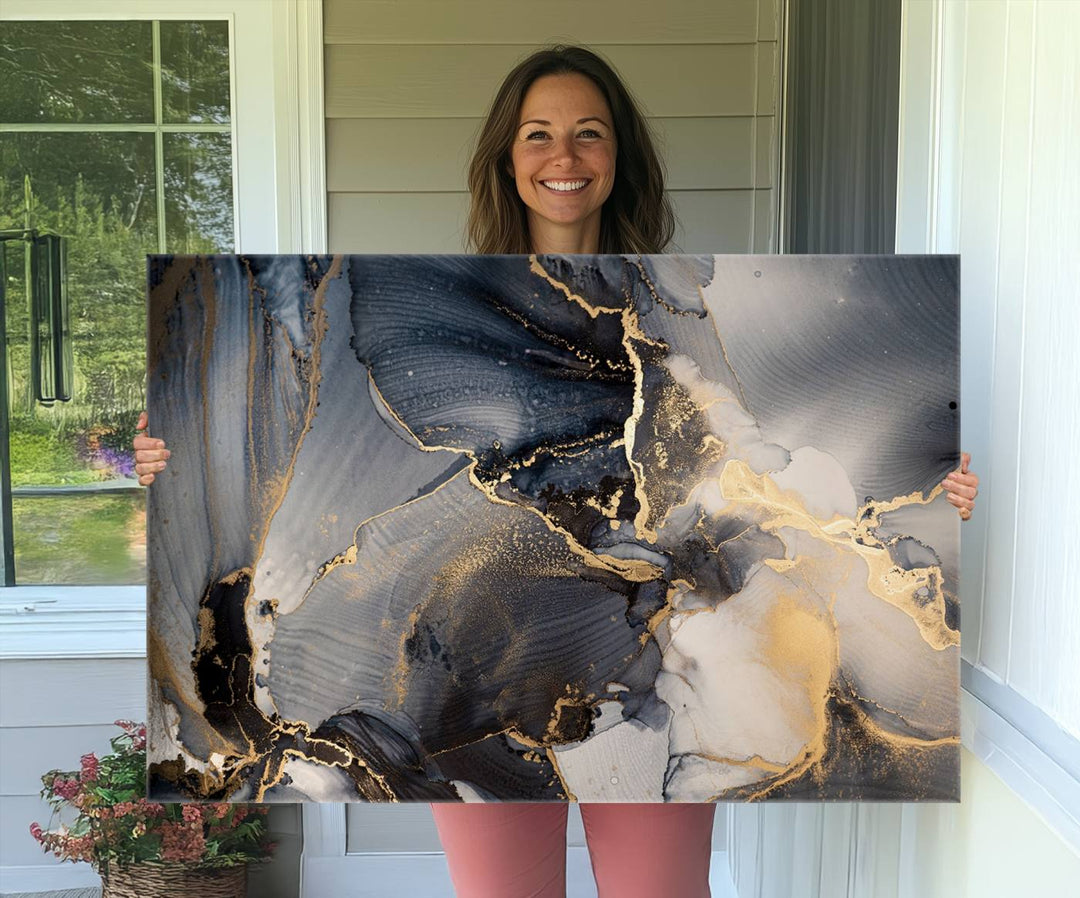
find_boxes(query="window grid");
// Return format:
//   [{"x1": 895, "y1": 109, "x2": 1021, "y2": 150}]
[
  {"x1": 1, "y1": 19, "x2": 236, "y2": 584},
  {"x1": 0, "y1": 20, "x2": 235, "y2": 253}
]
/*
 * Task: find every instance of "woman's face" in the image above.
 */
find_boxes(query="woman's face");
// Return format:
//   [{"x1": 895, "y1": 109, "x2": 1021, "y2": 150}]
[{"x1": 509, "y1": 73, "x2": 617, "y2": 252}]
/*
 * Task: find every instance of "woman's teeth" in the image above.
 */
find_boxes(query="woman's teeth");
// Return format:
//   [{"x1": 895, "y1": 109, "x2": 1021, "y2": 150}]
[{"x1": 542, "y1": 179, "x2": 588, "y2": 191}]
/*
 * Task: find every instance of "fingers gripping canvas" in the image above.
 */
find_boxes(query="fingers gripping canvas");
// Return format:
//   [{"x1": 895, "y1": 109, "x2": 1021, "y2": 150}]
[{"x1": 146, "y1": 254, "x2": 960, "y2": 803}]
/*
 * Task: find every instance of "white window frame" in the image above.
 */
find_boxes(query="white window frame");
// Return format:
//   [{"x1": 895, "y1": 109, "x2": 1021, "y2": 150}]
[{"x1": 0, "y1": 0, "x2": 325, "y2": 660}]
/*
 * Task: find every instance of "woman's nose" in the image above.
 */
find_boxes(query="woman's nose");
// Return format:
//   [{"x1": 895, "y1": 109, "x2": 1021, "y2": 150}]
[{"x1": 549, "y1": 134, "x2": 578, "y2": 165}]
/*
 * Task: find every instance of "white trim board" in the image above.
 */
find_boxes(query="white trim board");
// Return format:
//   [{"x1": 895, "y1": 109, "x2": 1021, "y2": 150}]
[
  {"x1": 0, "y1": 587, "x2": 145, "y2": 660},
  {"x1": 961, "y1": 679, "x2": 1080, "y2": 853},
  {"x1": 271, "y1": 0, "x2": 328, "y2": 253}
]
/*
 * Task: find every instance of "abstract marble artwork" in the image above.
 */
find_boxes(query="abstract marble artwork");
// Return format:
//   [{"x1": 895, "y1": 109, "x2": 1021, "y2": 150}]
[{"x1": 146, "y1": 254, "x2": 960, "y2": 803}]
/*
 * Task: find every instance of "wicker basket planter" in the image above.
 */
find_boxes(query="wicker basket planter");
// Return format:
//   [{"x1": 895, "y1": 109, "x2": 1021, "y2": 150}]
[{"x1": 100, "y1": 862, "x2": 248, "y2": 898}]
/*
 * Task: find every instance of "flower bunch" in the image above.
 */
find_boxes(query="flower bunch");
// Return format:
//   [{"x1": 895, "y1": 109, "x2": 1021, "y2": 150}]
[
  {"x1": 77, "y1": 426, "x2": 137, "y2": 480},
  {"x1": 30, "y1": 721, "x2": 274, "y2": 873}
]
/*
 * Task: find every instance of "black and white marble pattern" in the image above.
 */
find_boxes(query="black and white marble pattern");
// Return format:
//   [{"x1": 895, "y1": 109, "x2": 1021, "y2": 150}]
[{"x1": 146, "y1": 254, "x2": 960, "y2": 802}]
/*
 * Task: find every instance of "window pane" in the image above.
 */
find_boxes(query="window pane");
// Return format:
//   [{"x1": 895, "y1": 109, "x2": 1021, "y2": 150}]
[
  {"x1": 1, "y1": 132, "x2": 156, "y2": 471},
  {"x1": 164, "y1": 132, "x2": 235, "y2": 252},
  {"x1": 0, "y1": 132, "x2": 158, "y2": 237},
  {"x1": 160, "y1": 21, "x2": 232, "y2": 124},
  {"x1": 12, "y1": 493, "x2": 146, "y2": 585},
  {"x1": 2, "y1": 131, "x2": 154, "y2": 585},
  {"x1": 0, "y1": 22, "x2": 154, "y2": 124},
  {"x1": 1, "y1": 20, "x2": 235, "y2": 586}
]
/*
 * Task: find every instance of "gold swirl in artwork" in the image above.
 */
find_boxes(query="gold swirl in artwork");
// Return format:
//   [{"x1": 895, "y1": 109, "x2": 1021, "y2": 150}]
[{"x1": 717, "y1": 459, "x2": 957, "y2": 650}]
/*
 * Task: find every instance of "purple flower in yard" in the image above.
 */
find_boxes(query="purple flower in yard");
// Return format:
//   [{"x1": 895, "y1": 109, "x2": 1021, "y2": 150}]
[
  {"x1": 75, "y1": 429, "x2": 137, "y2": 480},
  {"x1": 94, "y1": 446, "x2": 136, "y2": 479}
]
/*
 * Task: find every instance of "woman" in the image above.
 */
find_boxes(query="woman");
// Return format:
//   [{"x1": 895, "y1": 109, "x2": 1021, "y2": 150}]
[{"x1": 135, "y1": 45, "x2": 979, "y2": 898}]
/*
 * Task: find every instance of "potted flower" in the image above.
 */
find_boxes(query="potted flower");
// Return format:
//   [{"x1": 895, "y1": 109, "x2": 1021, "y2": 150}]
[{"x1": 30, "y1": 720, "x2": 274, "y2": 898}]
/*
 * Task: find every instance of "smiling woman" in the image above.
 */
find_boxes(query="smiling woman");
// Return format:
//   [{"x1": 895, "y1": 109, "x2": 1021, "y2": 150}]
[{"x1": 466, "y1": 45, "x2": 674, "y2": 256}]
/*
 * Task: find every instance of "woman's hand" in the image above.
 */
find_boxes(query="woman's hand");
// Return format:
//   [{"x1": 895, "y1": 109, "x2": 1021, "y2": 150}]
[
  {"x1": 942, "y1": 452, "x2": 979, "y2": 521},
  {"x1": 133, "y1": 411, "x2": 170, "y2": 486}
]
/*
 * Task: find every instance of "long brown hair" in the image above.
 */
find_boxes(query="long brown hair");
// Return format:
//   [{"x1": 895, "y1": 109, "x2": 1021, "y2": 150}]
[{"x1": 466, "y1": 46, "x2": 675, "y2": 255}]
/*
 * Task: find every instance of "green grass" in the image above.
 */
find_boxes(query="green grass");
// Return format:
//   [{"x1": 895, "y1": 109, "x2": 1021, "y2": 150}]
[
  {"x1": 9, "y1": 429, "x2": 100, "y2": 486},
  {"x1": 13, "y1": 492, "x2": 146, "y2": 584}
]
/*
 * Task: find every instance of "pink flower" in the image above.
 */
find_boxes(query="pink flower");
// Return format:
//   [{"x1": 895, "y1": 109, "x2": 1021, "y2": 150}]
[
  {"x1": 160, "y1": 821, "x2": 206, "y2": 863},
  {"x1": 136, "y1": 798, "x2": 166, "y2": 818},
  {"x1": 80, "y1": 753, "x2": 99, "y2": 782},
  {"x1": 52, "y1": 777, "x2": 80, "y2": 801},
  {"x1": 29, "y1": 822, "x2": 43, "y2": 842},
  {"x1": 181, "y1": 805, "x2": 203, "y2": 824},
  {"x1": 63, "y1": 834, "x2": 94, "y2": 863}
]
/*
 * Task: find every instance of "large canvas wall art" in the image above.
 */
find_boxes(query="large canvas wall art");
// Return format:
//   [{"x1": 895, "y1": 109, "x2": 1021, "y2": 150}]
[{"x1": 146, "y1": 254, "x2": 960, "y2": 803}]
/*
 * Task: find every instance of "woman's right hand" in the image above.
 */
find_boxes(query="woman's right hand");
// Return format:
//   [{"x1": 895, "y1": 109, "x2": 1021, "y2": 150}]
[{"x1": 133, "y1": 411, "x2": 170, "y2": 486}]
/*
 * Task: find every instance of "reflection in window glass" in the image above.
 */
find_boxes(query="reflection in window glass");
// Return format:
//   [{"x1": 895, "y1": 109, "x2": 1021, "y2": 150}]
[
  {"x1": 12, "y1": 493, "x2": 146, "y2": 585},
  {"x1": 0, "y1": 22, "x2": 154, "y2": 124},
  {"x1": 0, "y1": 132, "x2": 158, "y2": 240},
  {"x1": 2, "y1": 20, "x2": 233, "y2": 585},
  {"x1": 164, "y1": 132, "x2": 235, "y2": 252},
  {"x1": 160, "y1": 21, "x2": 232, "y2": 124},
  {"x1": 1, "y1": 132, "x2": 156, "y2": 485}
]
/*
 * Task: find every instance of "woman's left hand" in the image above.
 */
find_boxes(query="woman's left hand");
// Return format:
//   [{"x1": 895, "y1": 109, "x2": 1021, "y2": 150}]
[{"x1": 942, "y1": 452, "x2": 979, "y2": 521}]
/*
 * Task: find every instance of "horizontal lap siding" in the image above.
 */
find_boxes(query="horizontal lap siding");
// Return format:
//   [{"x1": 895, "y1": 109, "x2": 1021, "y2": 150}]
[
  {"x1": 0, "y1": 657, "x2": 302, "y2": 896},
  {"x1": 324, "y1": 0, "x2": 761, "y2": 45},
  {"x1": 325, "y1": 0, "x2": 781, "y2": 254},
  {"x1": 0, "y1": 659, "x2": 146, "y2": 869},
  {"x1": 328, "y1": 189, "x2": 760, "y2": 254},
  {"x1": 327, "y1": 117, "x2": 772, "y2": 191},
  {"x1": 326, "y1": 44, "x2": 761, "y2": 118}
]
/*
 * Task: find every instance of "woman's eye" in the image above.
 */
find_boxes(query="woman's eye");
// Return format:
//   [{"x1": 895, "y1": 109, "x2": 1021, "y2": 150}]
[
  {"x1": 578, "y1": 129, "x2": 602, "y2": 138},
  {"x1": 525, "y1": 130, "x2": 550, "y2": 140}
]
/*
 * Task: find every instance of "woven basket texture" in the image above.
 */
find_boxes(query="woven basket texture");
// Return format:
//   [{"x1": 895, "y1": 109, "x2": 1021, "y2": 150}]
[{"x1": 100, "y1": 862, "x2": 247, "y2": 898}]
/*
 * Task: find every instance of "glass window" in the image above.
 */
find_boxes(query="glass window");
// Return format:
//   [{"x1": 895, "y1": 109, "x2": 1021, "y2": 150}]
[
  {"x1": 0, "y1": 20, "x2": 234, "y2": 584},
  {"x1": 164, "y1": 132, "x2": 234, "y2": 253},
  {"x1": 0, "y1": 22, "x2": 155, "y2": 124},
  {"x1": 160, "y1": 21, "x2": 232, "y2": 124}
]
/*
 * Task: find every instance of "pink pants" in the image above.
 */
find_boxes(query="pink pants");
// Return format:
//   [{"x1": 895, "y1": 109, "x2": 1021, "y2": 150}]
[{"x1": 430, "y1": 803, "x2": 715, "y2": 898}]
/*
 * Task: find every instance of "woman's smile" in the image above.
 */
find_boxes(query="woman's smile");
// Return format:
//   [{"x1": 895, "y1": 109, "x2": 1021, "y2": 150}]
[{"x1": 540, "y1": 178, "x2": 592, "y2": 193}]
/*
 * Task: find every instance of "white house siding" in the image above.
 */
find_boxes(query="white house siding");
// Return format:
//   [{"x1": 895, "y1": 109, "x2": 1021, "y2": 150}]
[
  {"x1": 324, "y1": 0, "x2": 781, "y2": 254},
  {"x1": 0, "y1": 657, "x2": 300, "y2": 897},
  {"x1": 0, "y1": 659, "x2": 147, "y2": 886}
]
